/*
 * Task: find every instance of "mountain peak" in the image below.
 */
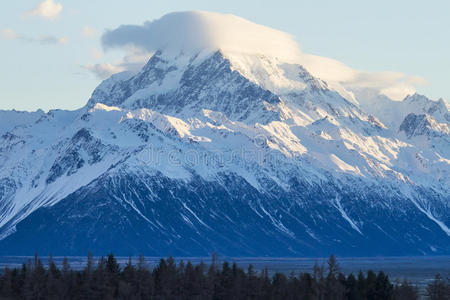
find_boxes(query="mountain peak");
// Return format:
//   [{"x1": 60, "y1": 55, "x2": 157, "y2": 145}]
[
  {"x1": 87, "y1": 50, "x2": 287, "y2": 124},
  {"x1": 399, "y1": 112, "x2": 450, "y2": 139}
]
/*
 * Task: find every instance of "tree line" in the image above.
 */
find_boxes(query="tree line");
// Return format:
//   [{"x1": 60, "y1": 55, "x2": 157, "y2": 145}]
[{"x1": 0, "y1": 252, "x2": 448, "y2": 299}]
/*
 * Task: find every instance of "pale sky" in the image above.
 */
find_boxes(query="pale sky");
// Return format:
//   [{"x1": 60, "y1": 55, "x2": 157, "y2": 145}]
[{"x1": 1, "y1": 0, "x2": 449, "y2": 111}]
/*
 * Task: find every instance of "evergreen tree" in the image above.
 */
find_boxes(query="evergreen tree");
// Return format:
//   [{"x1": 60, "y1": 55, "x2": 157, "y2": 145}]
[
  {"x1": 182, "y1": 260, "x2": 198, "y2": 299},
  {"x1": 393, "y1": 279, "x2": 419, "y2": 300},
  {"x1": 85, "y1": 250, "x2": 94, "y2": 279},
  {"x1": 136, "y1": 255, "x2": 152, "y2": 299},
  {"x1": 272, "y1": 272, "x2": 288, "y2": 299},
  {"x1": 357, "y1": 271, "x2": 367, "y2": 299},
  {"x1": 46, "y1": 253, "x2": 62, "y2": 300},
  {"x1": 0, "y1": 267, "x2": 13, "y2": 298},
  {"x1": 374, "y1": 271, "x2": 393, "y2": 300},
  {"x1": 245, "y1": 264, "x2": 259, "y2": 299},
  {"x1": 91, "y1": 256, "x2": 107, "y2": 298},
  {"x1": 324, "y1": 254, "x2": 345, "y2": 300},
  {"x1": 426, "y1": 273, "x2": 450, "y2": 300},
  {"x1": 105, "y1": 254, "x2": 120, "y2": 298},
  {"x1": 345, "y1": 273, "x2": 359, "y2": 300},
  {"x1": 30, "y1": 255, "x2": 46, "y2": 299}
]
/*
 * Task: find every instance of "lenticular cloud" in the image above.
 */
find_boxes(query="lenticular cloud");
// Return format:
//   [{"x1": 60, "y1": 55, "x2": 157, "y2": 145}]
[
  {"x1": 100, "y1": 10, "x2": 425, "y2": 101},
  {"x1": 102, "y1": 11, "x2": 302, "y2": 61}
]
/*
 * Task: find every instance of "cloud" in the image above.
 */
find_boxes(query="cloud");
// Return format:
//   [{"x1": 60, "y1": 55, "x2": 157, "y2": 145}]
[
  {"x1": 120, "y1": 46, "x2": 152, "y2": 69},
  {"x1": 405, "y1": 76, "x2": 429, "y2": 86},
  {"x1": 102, "y1": 11, "x2": 302, "y2": 61},
  {"x1": 91, "y1": 48, "x2": 104, "y2": 59},
  {"x1": 83, "y1": 46, "x2": 152, "y2": 79},
  {"x1": 23, "y1": 0, "x2": 62, "y2": 20},
  {"x1": 0, "y1": 28, "x2": 18, "y2": 39},
  {"x1": 298, "y1": 54, "x2": 426, "y2": 101},
  {"x1": 83, "y1": 63, "x2": 125, "y2": 79},
  {"x1": 99, "y1": 11, "x2": 426, "y2": 101},
  {"x1": 81, "y1": 26, "x2": 97, "y2": 38},
  {"x1": 0, "y1": 28, "x2": 67, "y2": 45}
]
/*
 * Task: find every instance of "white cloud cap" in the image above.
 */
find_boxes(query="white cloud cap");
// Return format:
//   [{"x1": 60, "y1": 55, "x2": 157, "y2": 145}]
[
  {"x1": 102, "y1": 11, "x2": 302, "y2": 61},
  {"x1": 24, "y1": 0, "x2": 63, "y2": 20}
]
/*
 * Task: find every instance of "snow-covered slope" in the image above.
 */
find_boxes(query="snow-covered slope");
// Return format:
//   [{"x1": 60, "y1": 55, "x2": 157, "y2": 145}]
[
  {"x1": 0, "y1": 12, "x2": 449, "y2": 256},
  {"x1": 0, "y1": 110, "x2": 46, "y2": 136}
]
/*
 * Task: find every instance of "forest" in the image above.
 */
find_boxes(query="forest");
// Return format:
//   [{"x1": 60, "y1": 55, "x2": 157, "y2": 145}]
[{"x1": 0, "y1": 253, "x2": 449, "y2": 299}]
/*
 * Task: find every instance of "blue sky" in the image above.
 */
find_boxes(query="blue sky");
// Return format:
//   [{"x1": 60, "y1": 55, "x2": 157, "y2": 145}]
[{"x1": 1, "y1": 0, "x2": 449, "y2": 111}]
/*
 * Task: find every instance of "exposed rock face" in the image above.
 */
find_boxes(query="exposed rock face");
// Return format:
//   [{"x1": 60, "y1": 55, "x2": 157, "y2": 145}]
[{"x1": 399, "y1": 113, "x2": 449, "y2": 139}]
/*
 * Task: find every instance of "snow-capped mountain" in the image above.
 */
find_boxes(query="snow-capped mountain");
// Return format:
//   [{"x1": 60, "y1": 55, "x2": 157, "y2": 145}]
[{"x1": 0, "y1": 12, "x2": 449, "y2": 256}]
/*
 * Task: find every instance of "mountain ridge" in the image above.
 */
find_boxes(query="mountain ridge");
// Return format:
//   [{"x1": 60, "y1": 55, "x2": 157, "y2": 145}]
[{"x1": 0, "y1": 42, "x2": 448, "y2": 256}]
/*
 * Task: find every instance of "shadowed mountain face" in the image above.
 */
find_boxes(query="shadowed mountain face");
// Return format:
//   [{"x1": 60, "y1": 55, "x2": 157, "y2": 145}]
[{"x1": 0, "y1": 49, "x2": 448, "y2": 256}]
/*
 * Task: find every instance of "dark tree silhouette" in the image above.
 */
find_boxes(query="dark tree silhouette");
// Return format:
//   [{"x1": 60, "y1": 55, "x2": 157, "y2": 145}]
[
  {"x1": 0, "y1": 253, "x2": 435, "y2": 300},
  {"x1": 426, "y1": 273, "x2": 450, "y2": 300}
]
